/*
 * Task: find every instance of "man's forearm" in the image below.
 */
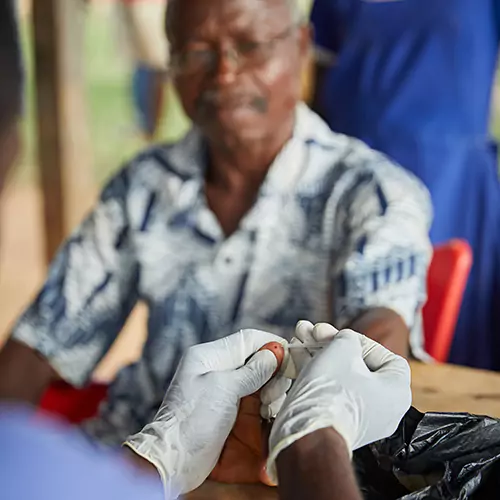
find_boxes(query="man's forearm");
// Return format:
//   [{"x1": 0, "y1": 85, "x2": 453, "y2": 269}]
[
  {"x1": 277, "y1": 428, "x2": 362, "y2": 500},
  {"x1": 348, "y1": 307, "x2": 409, "y2": 357},
  {"x1": 0, "y1": 339, "x2": 55, "y2": 403}
]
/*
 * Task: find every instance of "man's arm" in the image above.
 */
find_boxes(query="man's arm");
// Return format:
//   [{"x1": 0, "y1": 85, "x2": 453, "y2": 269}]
[
  {"x1": 0, "y1": 168, "x2": 138, "y2": 402},
  {"x1": 277, "y1": 428, "x2": 362, "y2": 500},
  {"x1": 332, "y1": 143, "x2": 433, "y2": 357}
]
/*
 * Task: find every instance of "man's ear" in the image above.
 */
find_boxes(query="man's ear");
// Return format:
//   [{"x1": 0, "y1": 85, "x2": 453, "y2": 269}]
[
  {"x1": 298, "y1": 23, "x2": 312, "y2": 61},
  {"x1": 297, "y1": 24, "x2": 314, "y2": 102}
]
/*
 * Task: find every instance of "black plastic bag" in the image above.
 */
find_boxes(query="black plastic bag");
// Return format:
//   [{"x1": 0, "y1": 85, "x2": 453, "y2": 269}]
[{"x1": 353, "y1": 407, "x2": 500, "y2": 499}]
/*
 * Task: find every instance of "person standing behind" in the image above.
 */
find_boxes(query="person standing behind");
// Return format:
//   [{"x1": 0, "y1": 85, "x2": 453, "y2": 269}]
[
  {"x1": 310, "y1": 0, "x2": 500, "y2": 370},
  {"x1": 116, "y1": 0, "x2": 169, "y2": 140}
]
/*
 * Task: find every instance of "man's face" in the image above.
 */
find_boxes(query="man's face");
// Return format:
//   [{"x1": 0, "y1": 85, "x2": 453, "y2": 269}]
[{"x1": 167, "y1": 0, "x2": 310, "y2": 149}]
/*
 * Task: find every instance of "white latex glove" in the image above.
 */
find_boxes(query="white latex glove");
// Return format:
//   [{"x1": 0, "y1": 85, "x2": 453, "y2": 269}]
[
  {"x1": 125, "y1": 329, "x2": 285, "y2": 497},
  {"x1": 266, "y1": 326, "x2": 411, "y2": 484},
  {"x1": 260, "y1": 320, "x2": 336, "y2": 417}
]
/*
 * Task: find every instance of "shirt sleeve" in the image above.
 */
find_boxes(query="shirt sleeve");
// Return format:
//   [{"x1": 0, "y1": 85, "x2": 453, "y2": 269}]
[
  {"x1": 10, "y1": 168, "x2": 139, "y2": 387},
  {"x1": 331, "y1": 142, "x2": 433, "y2": 335},
  {"x1": 82, "y1": 359, "x2": 160, "y2": 446},
  {"x1": 0, "y1": 406, "x2": 166, "y2": 500}
]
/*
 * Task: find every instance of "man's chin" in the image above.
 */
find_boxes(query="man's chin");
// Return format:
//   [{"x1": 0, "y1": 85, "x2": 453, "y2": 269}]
[{"x1": 203, "y1": 115, "x2": 270, "y2": 148}]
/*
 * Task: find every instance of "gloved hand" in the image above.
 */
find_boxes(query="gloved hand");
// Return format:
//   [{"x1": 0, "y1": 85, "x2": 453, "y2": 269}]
[
  {"x1": 266, "y1": 322, "x2": 412, "y2": 484},
  {"x1": 125, "y1": 329, "x2": 285, "y2": 496},
  {"x1": 259, "y1": 320, "x2": 337, "y2": 417}
]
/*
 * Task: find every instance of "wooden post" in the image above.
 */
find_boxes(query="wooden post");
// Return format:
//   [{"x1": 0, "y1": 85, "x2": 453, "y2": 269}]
[{"x1": 32, "y1": 0, "x2": 95, "y2": 263}]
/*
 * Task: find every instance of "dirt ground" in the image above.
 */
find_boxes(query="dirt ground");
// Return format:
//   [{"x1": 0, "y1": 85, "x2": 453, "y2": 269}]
[{"x1": 0, "y1": 183, "x2": 147, "y2": 383}]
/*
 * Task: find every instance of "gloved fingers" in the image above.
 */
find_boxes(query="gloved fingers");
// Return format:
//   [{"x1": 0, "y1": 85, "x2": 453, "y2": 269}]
[
  {"x1": 229, "y1": 349, "x2": 278, "y2": 398},
  {"x1": 312, "y1": 322, "x2": 339, "y2": 342},
  {"x1": 294, "y1": 320, "x2": 315, "y2": 343},
  {"x1": 289, "y1": 337, "x2": 313, "y2": 374},
  {"x1": 360, "y1": 335, "x2": 411, "y2": 384},
  {"x1": 184, "y1": 329, "x2": 286, "y2": 374},
  {"x1": 306, "y1": 329, "x2": 364, "y2": 372},
  {"x1": 360, "y1": 336, "x2": 412, "y2": 422},
  {"x1": 260, "y1": 393, "x2": 287, "y2": 420},
  {"x1": 260, "y1": 375, "x2": 292, "y2": 405}
]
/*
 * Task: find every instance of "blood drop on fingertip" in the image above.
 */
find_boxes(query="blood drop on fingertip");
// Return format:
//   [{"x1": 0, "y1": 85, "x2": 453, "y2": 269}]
[{"x1": 258, "y1": 342, "x2": 285, "y2": 376}]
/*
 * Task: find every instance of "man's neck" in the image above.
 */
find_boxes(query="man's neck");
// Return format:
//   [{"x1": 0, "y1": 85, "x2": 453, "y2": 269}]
[{"x1": 206, "y1": 119, "x2": 294, "y2": 192}]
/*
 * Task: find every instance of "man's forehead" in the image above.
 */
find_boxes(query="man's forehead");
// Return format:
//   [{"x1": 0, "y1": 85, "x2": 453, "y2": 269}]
[{"x1": 168, "y1": 0, "x2": 293, "y2": 40}]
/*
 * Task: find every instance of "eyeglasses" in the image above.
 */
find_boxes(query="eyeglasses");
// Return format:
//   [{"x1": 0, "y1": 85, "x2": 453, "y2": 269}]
[{"x1": 169, "y1": 25, "x2": 297, "y2": 76}]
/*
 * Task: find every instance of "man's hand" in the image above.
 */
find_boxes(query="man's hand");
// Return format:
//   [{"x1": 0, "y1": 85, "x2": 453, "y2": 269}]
[
  {"x1": 266, "y1": 321, "x2": 411, "y2": 483},
  {"x1": 125, "y1": 330, "x2": 285, "y2": 496},
  {"x1": 0, "y1": 339, "x2": 56, "y2": 404}
]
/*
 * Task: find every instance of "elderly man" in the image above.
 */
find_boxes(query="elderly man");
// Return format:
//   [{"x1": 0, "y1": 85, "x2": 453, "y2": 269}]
[{"x1": 0, "y1": 0, "x2": 431, "y2": 445}]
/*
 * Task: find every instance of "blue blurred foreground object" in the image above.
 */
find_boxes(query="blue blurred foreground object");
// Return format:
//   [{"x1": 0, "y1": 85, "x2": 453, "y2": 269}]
[
  {"x1": 0, "y1": 406, "x2": 164, "y2": 500},
  {"x1": 310, "y1": 0, "x2": 500, "y2": 370}
]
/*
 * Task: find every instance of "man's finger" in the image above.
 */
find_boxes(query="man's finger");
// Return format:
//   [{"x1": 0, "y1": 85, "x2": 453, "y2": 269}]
[{"x1": 230, "y1": 350, "x2": 278, "y2": 398}]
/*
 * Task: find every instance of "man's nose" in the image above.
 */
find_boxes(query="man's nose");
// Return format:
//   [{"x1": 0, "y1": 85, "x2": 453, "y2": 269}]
[{"x1": 213, "y1": 46, "x2": 239, "y2": 86}]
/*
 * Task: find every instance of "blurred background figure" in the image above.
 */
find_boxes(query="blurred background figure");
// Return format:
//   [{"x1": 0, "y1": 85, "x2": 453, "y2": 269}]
[
  {"x1": 309, "y1": 0, "x2": 500, "y2": 370},
  {"x1": 115, "y1": 0, "x2": 169, "y2": 140}
]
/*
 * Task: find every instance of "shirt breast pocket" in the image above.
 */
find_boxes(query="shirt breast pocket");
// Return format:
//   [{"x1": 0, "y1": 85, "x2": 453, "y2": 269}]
[{"x1": 245, "y1": 243, "x2": 332, "y2": 330}]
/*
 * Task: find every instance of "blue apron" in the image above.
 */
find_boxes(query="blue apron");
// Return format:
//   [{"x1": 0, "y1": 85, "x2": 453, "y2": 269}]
[{"x1": 311, "y1": 0, "x2": 500, "y2": 369}]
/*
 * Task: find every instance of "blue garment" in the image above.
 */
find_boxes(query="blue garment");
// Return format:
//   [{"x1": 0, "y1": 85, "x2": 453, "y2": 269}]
[
  {"x1": 0, "y1": 407, "x2": 164, "y2": 500},
  {"x1": 11, "y1": 105, "x2": 431, "y2": 444},
  {"x1": 132, "y1": 64, "x2": 161, "y2": 136},
  {"x1": 311, "y1": 0, "x2": 500, "y2": 369}
]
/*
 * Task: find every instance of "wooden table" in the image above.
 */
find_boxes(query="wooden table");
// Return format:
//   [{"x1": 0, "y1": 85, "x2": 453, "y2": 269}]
[
  {"x1": 411, "y1": 360, "x2": 500, "y2": 417},
  {"x1": 186, "y1": 361, "x2": 500, "y2": 500}
]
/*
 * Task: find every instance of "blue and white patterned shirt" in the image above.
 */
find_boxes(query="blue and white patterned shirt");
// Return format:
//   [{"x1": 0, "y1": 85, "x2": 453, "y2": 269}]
[{"x1": 12, "y1": 104, "x2": 432, "y2": 444}]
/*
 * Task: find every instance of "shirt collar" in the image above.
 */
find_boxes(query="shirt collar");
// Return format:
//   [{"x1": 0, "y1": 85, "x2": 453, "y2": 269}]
[
  {"x1": 163, "y1": 103, "x2": 337, "y2": 239},
  {"x1": 164, "y1": 102, "x2": 335, "y2": 181}
]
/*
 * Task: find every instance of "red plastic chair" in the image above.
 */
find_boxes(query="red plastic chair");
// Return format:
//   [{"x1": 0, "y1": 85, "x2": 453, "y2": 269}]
[
  {"x1": 423, "y1": 239, "x2": 473, "y2": 363},
  {"x1": 39, "y1": 380, "x2": 108, "y2": 424}
]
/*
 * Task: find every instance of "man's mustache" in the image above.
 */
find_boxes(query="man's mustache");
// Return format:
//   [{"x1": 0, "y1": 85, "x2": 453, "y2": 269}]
[{"x1": 196, "y1": 91, "x2": 268, "y2": 114}]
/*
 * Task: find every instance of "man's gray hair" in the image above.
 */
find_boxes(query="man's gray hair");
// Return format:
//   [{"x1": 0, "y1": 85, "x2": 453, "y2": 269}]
[{"x1": 167, "y1": 0, "x2": 306, "y2": 29}]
